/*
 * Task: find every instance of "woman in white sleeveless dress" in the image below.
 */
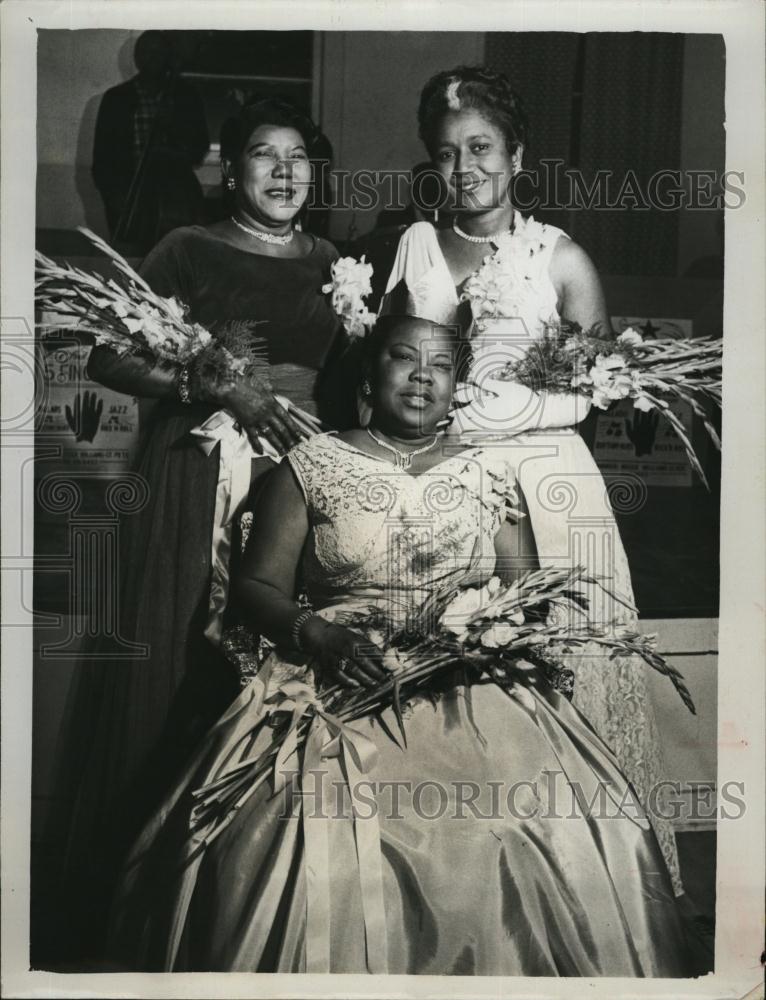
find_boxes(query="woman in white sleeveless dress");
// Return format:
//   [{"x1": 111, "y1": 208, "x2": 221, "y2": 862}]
[{"x1": 381, "y1": 65, "x2": 682, "y2": 892}]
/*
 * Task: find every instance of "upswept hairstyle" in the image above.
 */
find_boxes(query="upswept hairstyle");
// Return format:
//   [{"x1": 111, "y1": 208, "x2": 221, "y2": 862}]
[
  {"x1": 220, "y1": 98, "x2": 319, "y2": 163},
  {"x1": 417, "y1": 65, "x2": 529, "y2": 158}
]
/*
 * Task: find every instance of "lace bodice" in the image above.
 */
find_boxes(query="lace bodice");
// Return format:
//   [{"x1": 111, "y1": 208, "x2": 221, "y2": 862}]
[{"x1": 287, "y1": 435, "x2": 517, "y2": 621}]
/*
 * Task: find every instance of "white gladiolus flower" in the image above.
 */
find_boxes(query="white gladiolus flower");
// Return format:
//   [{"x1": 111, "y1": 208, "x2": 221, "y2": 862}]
[
  {"x1": 633, "y1": 394, "x2": 656, "y2": 412},
  {"x1": 441, "y1": 586, "x2": 484, "y2": 633},
  {"x1": 123, "y1": 316, "x2": 145, "y2": 335},
  {"x1": 383, "y1": 648, "x2": 408, "y2": 674},
  {"x1": 190, "y1": 324, "x2": 212, "y2": 348},
  {"x1": 570, "y1": 370, "x2": 592, "y2": 389},
  {"x1": 524, "y1": 630, "x2": 548, "y2": 646},
  {"x1": 617, "y1": 327, "x2": 644, "y2": 348},
  {"x1": 481, "y1": 622, "x2": 517, "y2": 647},
  {"x1": 587, "y1": 354, "x2": 634, "y2": 408},
  {"x1": 165, "y1": 296, "x2": 187, "y2": 321},
  {"x1": 442, "y1": 580, "x2": 497, "y2": 631},
  {"x1": 501, "y1": 607, "x2": 526, "y2": 627},
  {"x1": 605, "y1": 376, "x2": 633, "y2": 400},
  {"x1": 592, "y1": 388, "x2": 614, "y2": 410},
  {"x1": 367, "y1": 628, "x2": 386, "y2": 649},
  {"x1": 592, "y1": 353, "x2": 627, "y2": 375}
]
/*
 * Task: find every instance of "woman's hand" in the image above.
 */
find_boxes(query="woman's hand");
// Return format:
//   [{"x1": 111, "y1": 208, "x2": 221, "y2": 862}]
[
  {"x1": 194, "y1": 367, "x2": 306, "y2": 455},
  {"x1": 87, "y1": 348, "x2": 306, "y2": 457},
  {"x1": 300, "y1": 618, "x2": 390, "y2": 688}
]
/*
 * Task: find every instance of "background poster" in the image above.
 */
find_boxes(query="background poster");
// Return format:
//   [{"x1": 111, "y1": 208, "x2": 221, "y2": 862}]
[
  {"x1": 594, "y1": 317, "x2": 698, "y2": 487},
  {"x1": 594, "y1": 398, "x2": 696, "y2": 487},
  {"x1": 34, "y1": 340, "x2": 141, "y2": 613},
  {"x1": 37, "y1": 340, "x2": 139, "y2": 472}
]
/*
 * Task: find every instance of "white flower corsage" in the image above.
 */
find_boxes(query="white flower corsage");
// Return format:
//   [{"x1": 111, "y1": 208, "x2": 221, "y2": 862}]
[{"x1": 322, "y1": 255, "x2": 376, "y2": 339}]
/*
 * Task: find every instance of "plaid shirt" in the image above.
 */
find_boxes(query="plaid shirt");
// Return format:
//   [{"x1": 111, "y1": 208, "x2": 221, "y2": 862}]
[{"x1": 132, "y1": 82, "x2": 163, "y2": 165}]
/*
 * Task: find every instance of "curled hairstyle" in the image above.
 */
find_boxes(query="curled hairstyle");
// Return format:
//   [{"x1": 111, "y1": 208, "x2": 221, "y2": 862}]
[
  {"x1": 361, "y1": 314, "x2": 470, "y2": 384},
  {"x1": 220, "y1": 98, "x2": 320, "y2": 163},
  {"x1": 418, "y1": 65, "x2": 529, "y2": 159}
]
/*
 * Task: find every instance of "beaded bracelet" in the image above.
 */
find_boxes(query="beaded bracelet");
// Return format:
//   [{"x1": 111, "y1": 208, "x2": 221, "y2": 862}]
[
  {"x1": 177, "y1": 364, "x2": 192, "y2": 404},
  {"x1": 291, "y1": 608, "x2": 317, "y2": 652}
]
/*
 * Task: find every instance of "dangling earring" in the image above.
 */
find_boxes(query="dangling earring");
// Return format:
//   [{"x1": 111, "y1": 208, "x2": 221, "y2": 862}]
[
  {"x1": 226, "y1": 176, "x2": 236, "y2": 191},
  {"x1": 361, "y1": 379, "x2": 372, "y2": 397}
]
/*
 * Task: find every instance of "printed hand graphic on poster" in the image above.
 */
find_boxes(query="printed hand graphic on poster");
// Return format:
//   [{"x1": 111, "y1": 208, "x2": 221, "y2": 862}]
[
  {"x1": 38, "y1": 344, "x2": 139, "y2": 470},
  {"x1": 594, "y1": 316, "x2": 696, "y2": 487},
  {"x1": 625, "y1": 408, "x2": 661, "y2": 457},
  {"x1": 65, "y1": 390, "x2": 104, "y2": 443}
]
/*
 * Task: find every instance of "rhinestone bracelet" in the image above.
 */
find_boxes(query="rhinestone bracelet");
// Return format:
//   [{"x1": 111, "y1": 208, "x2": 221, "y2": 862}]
[
  {"x1": 177, "y1": 364, "x2": 192, "y2": 404},
  {"x1": 291, "y1": 608, "x2": 318, "y2": 652}
]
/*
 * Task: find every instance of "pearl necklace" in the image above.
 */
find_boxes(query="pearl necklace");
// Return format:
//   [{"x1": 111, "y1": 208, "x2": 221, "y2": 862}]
[
  {"x1": 452, "y1": 218, "x2": 512, "y2": 244},
  {"x1": 366, "y1": 428, "x2": 440, "y2": 471},
  {"x1": 230, "y1": 215, "x2": 294, "y2": 246}
]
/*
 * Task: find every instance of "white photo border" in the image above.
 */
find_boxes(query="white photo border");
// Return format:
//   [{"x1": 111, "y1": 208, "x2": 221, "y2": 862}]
[{"x1": 2, "y1": 1, "x2": 764, "y2": 997}]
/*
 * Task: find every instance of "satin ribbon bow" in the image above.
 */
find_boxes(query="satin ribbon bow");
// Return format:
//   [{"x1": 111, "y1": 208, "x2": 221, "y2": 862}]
[
  {"x1": 181, "y1": 669, "x2": 389, "y2": 973},
  {"x1": 190, "y1": 404, "x2": 288, "y2": 645},
  {"x1": 265, "y1": 680, "x2": 389, "y2": 974}
]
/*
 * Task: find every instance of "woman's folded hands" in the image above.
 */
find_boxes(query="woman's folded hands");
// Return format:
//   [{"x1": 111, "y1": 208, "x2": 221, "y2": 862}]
[{"x1": 300, "y1": 618, "x2": 391, "y2": 689}]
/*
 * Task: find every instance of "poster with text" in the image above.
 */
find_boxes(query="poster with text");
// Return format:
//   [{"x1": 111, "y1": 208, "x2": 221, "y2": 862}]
[
  {"x1": 37, "y1": 341, "x2": 140, "y2": 472},
  {"x1": 594, "y1": 318, "x2": 696, "y2": 487}
]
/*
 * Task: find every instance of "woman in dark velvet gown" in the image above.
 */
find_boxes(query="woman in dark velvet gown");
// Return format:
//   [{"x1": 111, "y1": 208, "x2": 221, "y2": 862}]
[{"x1": 44, "y1": 99, "x2": 350, "y2": 965}]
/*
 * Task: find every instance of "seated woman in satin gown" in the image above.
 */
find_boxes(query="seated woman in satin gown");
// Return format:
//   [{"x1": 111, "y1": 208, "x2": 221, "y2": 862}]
[
  {"x1": 381, "y1": 64, "x2": 683, "y2": 893},
  {"x1": 108, "y1": 314, "x2": 689, "y2": 977}
]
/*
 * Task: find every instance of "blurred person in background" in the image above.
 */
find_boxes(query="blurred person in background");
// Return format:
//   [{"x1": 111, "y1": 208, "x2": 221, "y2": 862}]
[{"x1": 92, "y1": 30, "x2": 209, "y2": 252}]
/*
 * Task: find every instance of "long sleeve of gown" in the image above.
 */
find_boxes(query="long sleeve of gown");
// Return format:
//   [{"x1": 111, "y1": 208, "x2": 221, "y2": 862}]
[{"x1": 451, "y1": 378, "x2": 591, "y2": 437}]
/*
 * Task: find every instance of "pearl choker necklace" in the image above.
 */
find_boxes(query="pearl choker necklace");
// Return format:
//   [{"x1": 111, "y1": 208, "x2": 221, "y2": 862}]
[
  {"x1": 366, "y1": 428, "x2": 440, "y2": 471},
  {"x1": 231, "y1": 215, "x2": 294, "y2": 246},
  {"x1": 452, "y1": 218, "x2": 512, "y2": 244}
]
